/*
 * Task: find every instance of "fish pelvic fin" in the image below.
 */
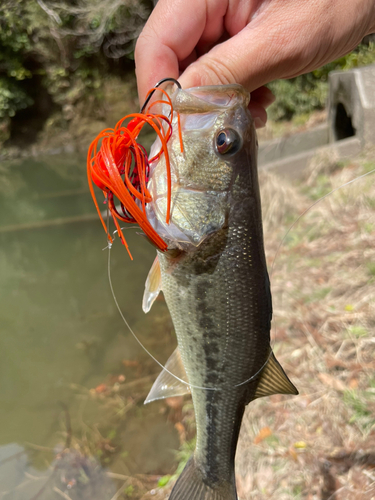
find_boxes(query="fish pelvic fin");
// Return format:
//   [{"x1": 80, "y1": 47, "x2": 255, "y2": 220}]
[
  {"x1": 142, "y1": 255, "x2": 162, "y2": 313},
  {"x1": 144, "y1": 347, "x2": 190, "y2": 404},
  {"x1": 169, "y1": 457, "x2": 237, "y2": 500},
  {"x1": 253, "y1": 351, "x2": 298, "y2": 401}
]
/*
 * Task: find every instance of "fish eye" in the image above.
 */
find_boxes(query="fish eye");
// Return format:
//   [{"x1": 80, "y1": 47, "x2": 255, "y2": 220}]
[{"x1": 215, "y1": 128, "x2": 241, "y2": 156}]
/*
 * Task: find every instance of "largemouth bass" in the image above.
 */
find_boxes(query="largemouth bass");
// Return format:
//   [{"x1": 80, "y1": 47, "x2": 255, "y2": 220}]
[{"x1": 142, "y1": 84, "x2": 298, "y2": 500}]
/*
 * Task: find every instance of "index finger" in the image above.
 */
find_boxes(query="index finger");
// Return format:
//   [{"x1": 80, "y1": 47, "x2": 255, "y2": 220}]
[{"x1": 135, "y1": 0, "x2": 208, "y2": 104}]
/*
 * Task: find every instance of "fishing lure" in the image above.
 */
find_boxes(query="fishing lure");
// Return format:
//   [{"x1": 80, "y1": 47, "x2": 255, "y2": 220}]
[
  {"x1": 87, "y1": 78, "x2": 183, "y2": 259},
  {"x1": 88, "y1": 80, "x2": 375, "y2": 396}
]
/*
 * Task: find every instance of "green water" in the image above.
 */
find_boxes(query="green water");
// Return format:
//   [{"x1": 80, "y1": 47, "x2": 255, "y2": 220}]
[{"x1": 0, "y1": 155, "x2": 179, "y2": 497}]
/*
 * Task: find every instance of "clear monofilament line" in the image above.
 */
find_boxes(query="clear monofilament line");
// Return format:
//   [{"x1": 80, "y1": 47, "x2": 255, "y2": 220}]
[{"x1": 107, "y1": 244, "x2": 220, "y2": 392}]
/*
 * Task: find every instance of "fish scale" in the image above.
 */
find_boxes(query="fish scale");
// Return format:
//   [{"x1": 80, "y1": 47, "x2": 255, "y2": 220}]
[{"x1": 159, "y1": 204, "x2": 271, "y2": 487}]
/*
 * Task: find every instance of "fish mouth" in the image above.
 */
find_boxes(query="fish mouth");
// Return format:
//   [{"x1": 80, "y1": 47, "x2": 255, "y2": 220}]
[
  {"x1": 144, "y1": 84, "x2": 252, "y2": 250},
  {"x1": 172, "y1": 84, "x2": 250, "y2": 114}
]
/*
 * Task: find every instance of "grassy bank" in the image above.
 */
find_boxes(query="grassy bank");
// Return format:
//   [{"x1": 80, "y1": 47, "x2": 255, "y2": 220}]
[{"x1": 138, "y1": 152, "x2": 375, "y2": 500}]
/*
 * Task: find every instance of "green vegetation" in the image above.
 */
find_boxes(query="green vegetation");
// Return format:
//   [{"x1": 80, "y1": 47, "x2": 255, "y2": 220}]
[
  {"x1": 343, "y1": 389, "x2": 375, "y2": 432},
  {"x1": 347, "y1": 325, "x2": 369, "y2": 338},
  {"x1": 363, "y1": 160, "x2": 375, "y2": 173},
  {"x1": 158, "y1": 438, "x2": 196, "y2": 489},
  {"x1": 305, "y1": 286, "x2": 332, "y2": 303},
  {"x1": 304, "y1": 173, "x2": 332, "y2": 201},
  {"x1": 0, "y1": 0, "x2": 152, "y2": 147},
  {"x1": 366, "y1": 261, "x2": 375, "y2": 279},
  {"x1": 268, "y1": 42, "x2": 375, "y2": 121}
]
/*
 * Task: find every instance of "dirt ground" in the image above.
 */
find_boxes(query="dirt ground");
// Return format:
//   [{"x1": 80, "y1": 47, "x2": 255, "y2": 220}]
[{"x1": 234, "y1": 151, "x2": 375, "y2": 500}]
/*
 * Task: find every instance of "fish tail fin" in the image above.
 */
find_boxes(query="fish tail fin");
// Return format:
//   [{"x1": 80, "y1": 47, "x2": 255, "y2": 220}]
[{"x1": 169, "y1": 457, "x2": 237, "y2": 500}]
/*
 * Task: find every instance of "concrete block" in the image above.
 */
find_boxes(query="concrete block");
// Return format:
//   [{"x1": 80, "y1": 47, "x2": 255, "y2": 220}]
[
  {"x1": 329, "y1": 64, "x2": 375, "y2": 147},
  {"x1": 260, "y1": 136, "x2": 361, "y2": 180},
  {"x1": 258, "y1": 124, "x2": 329, "y2": 165}
]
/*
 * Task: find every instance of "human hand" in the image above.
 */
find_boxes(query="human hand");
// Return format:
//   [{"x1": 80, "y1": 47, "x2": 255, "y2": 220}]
[{"x1": 135, "y1": 0, "x2": 375, "y2": 127}]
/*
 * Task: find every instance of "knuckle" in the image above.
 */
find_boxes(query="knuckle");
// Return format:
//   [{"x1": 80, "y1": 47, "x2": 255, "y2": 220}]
[
  {"x1": 135, "y1": 29, "x2": 153, "y2": 58},
  {"x1": 197, "y1": 57, "x2": 238, "y2": 86}
]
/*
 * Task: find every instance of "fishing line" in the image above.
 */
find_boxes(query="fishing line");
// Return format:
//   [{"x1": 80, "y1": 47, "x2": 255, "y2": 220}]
[
  {"x1": 106, "y1": 232, "x2": 276, "y2": 391},
  {"x1": 106, "y1": 241, "x2": 219, "y2": 392},
  {"x1": 104, "y1": 80, "x2": 375, "y2": 394},
  {"x1": 102, "y1": 77, "x2": 231, "y2": 393}
]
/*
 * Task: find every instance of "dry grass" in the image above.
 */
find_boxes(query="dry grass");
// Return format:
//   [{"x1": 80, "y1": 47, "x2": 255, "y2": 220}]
[{"x1": 236, "y1": 152, "x2": 375, "y2": 499}]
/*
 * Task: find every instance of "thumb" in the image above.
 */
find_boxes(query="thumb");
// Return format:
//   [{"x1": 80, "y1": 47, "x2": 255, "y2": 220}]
[
  {"x1": 178, "y1": 21, "x2": 297, "y2": 92},
  {"x1": 179, "y1": 0, "x2": 375, "y2": 92}
]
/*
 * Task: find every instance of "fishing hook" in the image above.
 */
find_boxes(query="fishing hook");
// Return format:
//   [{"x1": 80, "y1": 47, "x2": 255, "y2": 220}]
[{"x1": 140, "y1": 78, "x2": 182, "y2": 114}]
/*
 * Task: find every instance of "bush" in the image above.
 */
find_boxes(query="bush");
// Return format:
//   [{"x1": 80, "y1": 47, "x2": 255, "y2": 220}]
[
  {"x1": 0, "y1": 78, "x2": 33, "y2": 119},
  {"x1": 0, "y1": 1, "x2": 34, "y2": 119},
  {"x1": 0, "y1": 0, "x2": 152, "y2": 128},
  {"x1": 268, "y1": 42, "x2": 375, "y2": 122},
  {"x1": 1, "y1": 1, "x2": 375, "y2": 142}
]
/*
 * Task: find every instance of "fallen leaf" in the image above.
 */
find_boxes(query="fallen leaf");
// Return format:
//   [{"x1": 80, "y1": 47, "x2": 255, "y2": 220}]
[
  {"x1": 165, "y1": 396, "x2": 184, "y2": 409},
  {"x1": 94, "y1": 383, "x2": 108, "y2": 394},
  {"x1": 288, "y1": 446, "x2": 298, "y2": 461},
  {"x1": 324, "y1": 355, "x2": 347, "y2": 369},
  {"x1": 174, "y1": 422, "x2": 186, "y2": 444},
  {"x1": 294, "y1": 441, "x2": 307, "y2": 449},
  {"x1": 254, "y1": 426, "x2": 272, "y2": 444},
  {"x1": 349, "y1": 378, "x2": 359, "y2": 389},
  {"x1": 122, "y1": 359, "x2": 139, "y2": 367}
]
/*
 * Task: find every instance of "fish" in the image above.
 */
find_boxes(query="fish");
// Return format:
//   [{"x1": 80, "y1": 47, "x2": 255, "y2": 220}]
[{"x1": 141, "y1": 84, "x2": 299, "y2": 500}]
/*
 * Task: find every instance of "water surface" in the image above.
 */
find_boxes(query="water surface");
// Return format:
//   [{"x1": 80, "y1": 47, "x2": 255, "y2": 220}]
[{"x1": 0, "y1": 154, "x2": 179, "y2": 497}]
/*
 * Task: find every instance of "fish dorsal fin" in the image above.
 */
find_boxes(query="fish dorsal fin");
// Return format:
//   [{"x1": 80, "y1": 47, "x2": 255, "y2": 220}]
[
  {"x1": 144, "y1": 347, "x2": 190, "y2": 404},
  {"x1": 142, "y1": 256, "x2": 162, "y2": 313},
  {"x1": 254, "y1": 352, "x2": 298, "y2": 400}
]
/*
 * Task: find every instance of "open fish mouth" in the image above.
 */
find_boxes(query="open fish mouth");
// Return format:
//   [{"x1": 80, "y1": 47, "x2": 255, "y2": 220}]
[
  {"x1": 145, "y1": 84, "x2": 253, "y2": 249},
  {"x1": 87, "y1": 80, "x2": 251, "y2": 256}
]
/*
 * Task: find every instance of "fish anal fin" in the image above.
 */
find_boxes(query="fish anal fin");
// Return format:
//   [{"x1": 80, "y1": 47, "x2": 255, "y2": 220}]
[
  {"x1": 253, "y1": 352, "x2": 298, "y2": 401},
  {"x1": 144, "y1": 347, "x2": 190, "y2": 404},
  {"x1": 142, "y1": 255, "x2": 162, "y2": 313}
]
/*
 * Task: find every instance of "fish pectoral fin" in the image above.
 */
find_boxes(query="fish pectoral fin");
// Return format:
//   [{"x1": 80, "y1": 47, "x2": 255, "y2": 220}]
[
  {"x1": 142, "y1": 256, "x2": 162, "y2": 313},
  {"x1": 253, "y1": 352, "x2": 298, "y2": 400},
  {"x1": 144, "y1": 347, "x2": 191, "y2": 404}
]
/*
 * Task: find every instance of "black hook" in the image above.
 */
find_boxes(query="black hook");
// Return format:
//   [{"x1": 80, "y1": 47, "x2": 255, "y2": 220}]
[{"x1": 140, "y1": 78, "x2": 181, "y2": 113}]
